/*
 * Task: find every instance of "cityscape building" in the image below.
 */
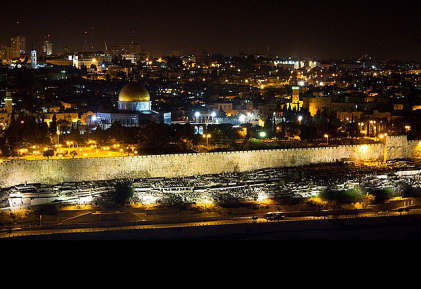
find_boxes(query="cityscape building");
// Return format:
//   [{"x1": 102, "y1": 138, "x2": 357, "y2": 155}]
[
  {"x1": 42, "y1": 40, "x2": 53, "y2": 56},
  {"x1": 30, "y1": 46, "x2": 37, "y2": 69},
  {"x1": 10, "y1": 35, "x2": 26, "y2": 59},
  {"x1": 0, "y1": 29, "x2": 420, "y2": 150},
  {"x1": 96, "y1": 81, "x2": 171, "y2": 129}
]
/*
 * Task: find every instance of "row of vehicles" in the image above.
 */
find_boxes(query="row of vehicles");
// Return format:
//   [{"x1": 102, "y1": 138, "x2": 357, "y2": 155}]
[{"x1": 251, "y1": 212, "x2": 285, "y2": 222}]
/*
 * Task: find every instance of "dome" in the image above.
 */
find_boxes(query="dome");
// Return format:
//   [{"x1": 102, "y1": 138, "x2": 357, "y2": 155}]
[{"x1": 118, "y1": 82, "x2": 150, "y2": 102}]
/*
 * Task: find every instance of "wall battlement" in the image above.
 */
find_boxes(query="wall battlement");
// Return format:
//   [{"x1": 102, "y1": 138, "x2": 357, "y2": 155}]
[{"x1": 0, "y1": 135, "x2": 418, "y2": 188}]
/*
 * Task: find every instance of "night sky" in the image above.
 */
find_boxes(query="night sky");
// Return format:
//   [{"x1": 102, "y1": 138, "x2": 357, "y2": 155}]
[{"x1": 3, "y1": 0, "x2": 421, "y2": 60}]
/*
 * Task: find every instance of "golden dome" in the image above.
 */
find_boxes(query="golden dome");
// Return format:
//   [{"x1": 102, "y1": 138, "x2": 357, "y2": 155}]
[{"x1": 118, "y1": 82, "x2": 150, "y2": 102}]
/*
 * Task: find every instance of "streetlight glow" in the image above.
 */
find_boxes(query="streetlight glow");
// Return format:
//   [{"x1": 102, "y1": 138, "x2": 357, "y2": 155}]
[{"x1": 203, "y1": 133, "x2": 211, "y2": 146}]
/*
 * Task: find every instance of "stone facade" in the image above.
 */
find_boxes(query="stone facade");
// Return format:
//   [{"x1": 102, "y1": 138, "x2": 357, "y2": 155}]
[{"x1": 0, "y1": 135, "x2": 417, "y2": 188}]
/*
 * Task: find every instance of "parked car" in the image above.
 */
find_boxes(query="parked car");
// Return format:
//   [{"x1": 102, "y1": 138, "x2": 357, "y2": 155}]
[{"x1": 264, "y1": 211, "x2": 285, "y2": 221}]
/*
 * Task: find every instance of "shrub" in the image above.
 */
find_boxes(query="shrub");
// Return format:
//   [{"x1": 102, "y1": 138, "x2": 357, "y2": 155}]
[{"x1": 112, "y1": 180, "x2": 134, "y2": 206}]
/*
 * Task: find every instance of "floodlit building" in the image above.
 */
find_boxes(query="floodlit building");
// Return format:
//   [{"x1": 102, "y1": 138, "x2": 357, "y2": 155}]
[
  {"x1": 30, "y1": 46, "x2": 37, "y2": 69},
  {"x1": 287, "y1": 86, "x2": 303, "y2": 110},
  {"x1": 42, "y1": 40, "x2": 53, "y2": 56},
  {"x1": 96, "y1": 81, "x2": 171, "y2": 129}
]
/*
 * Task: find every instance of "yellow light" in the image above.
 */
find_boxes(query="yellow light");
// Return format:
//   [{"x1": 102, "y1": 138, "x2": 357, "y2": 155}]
[{"x1": 360, "y1": 144, "x2": 368, "y2": 153}]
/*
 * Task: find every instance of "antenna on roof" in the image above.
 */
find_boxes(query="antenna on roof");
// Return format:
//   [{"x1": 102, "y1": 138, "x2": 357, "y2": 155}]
[
  {"x1": 91, "y1": 27, "x2": 94, "y2": 50},
  {"x1": 84, "y1": 31, "x2": 88, "y2": 51}
]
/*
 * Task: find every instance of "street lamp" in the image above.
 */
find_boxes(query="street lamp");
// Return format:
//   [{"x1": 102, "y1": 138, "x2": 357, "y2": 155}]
[
  {"x1": 203, "y1": 133, "x2": 211, "y2": 146},
  {"x1": 379, "y1": 133, "x2": 387, "y2": 163},
  {"x1": 57, "y1": 128, "x2": 60, "y2": 145},
  {"x1": 195, "y1": 111, "x2": 201, "y2": 123},
  {"x1": 324, "y1": 134, "x2": 329, "y2": 145}
]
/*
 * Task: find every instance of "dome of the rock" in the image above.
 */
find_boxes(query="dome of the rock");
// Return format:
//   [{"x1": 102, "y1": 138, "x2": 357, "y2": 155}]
[{"x1": 118, "y1": 82, "x2": 150, "y2": 102}]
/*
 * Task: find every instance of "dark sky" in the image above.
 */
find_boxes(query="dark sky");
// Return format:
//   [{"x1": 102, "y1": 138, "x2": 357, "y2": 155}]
[{"x1": 3, "y1": 0, "x2": 421, "y2": 60}]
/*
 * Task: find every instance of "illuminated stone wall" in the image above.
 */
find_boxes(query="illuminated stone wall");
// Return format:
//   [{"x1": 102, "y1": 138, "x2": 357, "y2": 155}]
[{"x1": 0, "y1": 136, "x2": 417, "y2": 188}]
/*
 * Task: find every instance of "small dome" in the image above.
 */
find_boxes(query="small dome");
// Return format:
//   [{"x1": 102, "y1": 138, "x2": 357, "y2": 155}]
[{"x1": 118, "y1": 82, "x2": 150, "y2": 102}]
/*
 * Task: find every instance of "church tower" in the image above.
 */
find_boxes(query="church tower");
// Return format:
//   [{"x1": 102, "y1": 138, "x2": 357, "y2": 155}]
[
  {"x1": 289, "y1": 85, "x2": 303, "y2": 111},
  {"x1": 30, "y1": 45, "x2": 37, "y2": 69}
]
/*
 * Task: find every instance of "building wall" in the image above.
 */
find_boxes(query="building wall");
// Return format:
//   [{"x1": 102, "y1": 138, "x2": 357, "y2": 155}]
[{"x1": 0, "y1": 135, "x2": 416, "y2": 188}]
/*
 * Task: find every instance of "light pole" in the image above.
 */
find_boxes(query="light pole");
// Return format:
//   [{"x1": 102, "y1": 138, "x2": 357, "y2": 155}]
[
  {"x1": 57, "y1": 127, "x2": 60, "y2": 145},
  {"x1": 379, "y1": 133, "x2": 387, "y2": 163},
  {"x1": 324, "y1": 134, "x2": 329, "y2": 146},
  {"x1": 203, "y1": 133, "x2": 211, "y2": 147},
  {"x1": 195, "y1": 111, "x2": 201, "y2": 123}
]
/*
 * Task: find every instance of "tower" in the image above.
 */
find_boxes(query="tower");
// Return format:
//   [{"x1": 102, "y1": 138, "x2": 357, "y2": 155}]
[
  {"x1": 292, "y1": 86, "x2": 300, "y2": 104},
  {"x1": 289, "y1": 86, "x2": 303, "y2": 111},
  {"x1": 42, "y1": 35, "x2": 53, "y2": 56},
  {"x1": 30, "y1": 46, "x2": 37, "y2": 69}
]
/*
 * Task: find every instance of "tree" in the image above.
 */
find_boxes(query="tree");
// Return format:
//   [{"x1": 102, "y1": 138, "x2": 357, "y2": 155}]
[
  {"x1": 218, "y1": 106, "x2": 226, "y2": 118},
  {"x1": 49, "y1": 113, "x2": 57, "y2": 134},
  {"x1": 70, "y1": 150, "x2": 77, "y2": 158},
  {"x1": 168, "y1": 123, "x2": 194, "y2": 143},
  {"x1": 4, "y1": 114, "x2": 51, "y2": 149},
  {"x1": 263, "y1": 114, "x2": 274, "y2": 138},
  {"x1": 106, "y1": 122, "x2": 138, "y2": 145},
  {"x1": 299, "y1": 125, "x2": 319, "y2": 141},
  {"x1": 137, "y1": 123, "x2": 170, "y2": 154},
  {"x1": 319, "y1": 185, "x2": 367, "y2": 207},
  {"x1": 67, "y1": 127, "x2": 86, "y2": 147},
  {"x1": 89, "y1": 126, "x2": 108, "y2": 145},
  {"x1": 345, "y1": 122, "x2": 361, "y2": 138},
  {"x1": 43, "y1": 149, "x2": 54, "y2": 159},
  {"x1": 112, "y1": 180, "x2": 134, "y2": 206}
]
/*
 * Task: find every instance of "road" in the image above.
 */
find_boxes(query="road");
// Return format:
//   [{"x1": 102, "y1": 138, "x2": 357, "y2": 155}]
[
  {"x1": 0, "y1": 216, "x2": 258, "y2": 239},
  {"x1": 1, "y1": 209, "x2": 419, "y2": 240}
]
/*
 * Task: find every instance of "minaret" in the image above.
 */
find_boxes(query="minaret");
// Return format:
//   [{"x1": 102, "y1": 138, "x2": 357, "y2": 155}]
[{"x1": 30, "y1": 45, "x2": 37, "y2": 69}]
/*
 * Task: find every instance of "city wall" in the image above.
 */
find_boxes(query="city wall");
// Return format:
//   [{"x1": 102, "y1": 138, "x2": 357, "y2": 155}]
[{"x1": 1, "y1": 135, "x2": 420, "y2": 188}]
